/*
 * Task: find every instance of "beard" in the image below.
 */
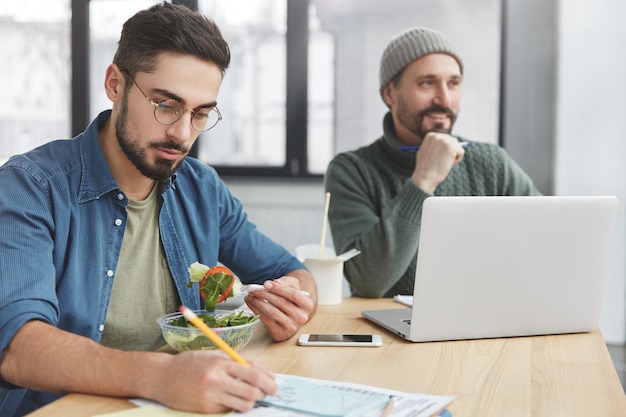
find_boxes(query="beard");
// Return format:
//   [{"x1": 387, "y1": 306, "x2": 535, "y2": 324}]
[
  {"x1": 116, "y1": 94, "x2": 188, "y2": 182},
  {"x1": 396, "y1": 100, "x2": 458, "y2": 140}
]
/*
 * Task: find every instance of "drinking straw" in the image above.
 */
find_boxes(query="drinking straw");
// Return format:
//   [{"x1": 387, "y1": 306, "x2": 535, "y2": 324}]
[{"x1": 319, "y1": 192, "x2": 331, "y2": 258}]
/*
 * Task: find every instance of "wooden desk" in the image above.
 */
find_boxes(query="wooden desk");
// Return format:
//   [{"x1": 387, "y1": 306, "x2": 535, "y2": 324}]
[{"x1": 26, "y1": 298, "x2": 626, "y2": 417}]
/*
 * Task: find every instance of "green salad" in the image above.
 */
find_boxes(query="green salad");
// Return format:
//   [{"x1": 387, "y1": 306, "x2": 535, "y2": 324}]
[{"x1": 170, "y1": 310, "x2": 258, "y2": 328}]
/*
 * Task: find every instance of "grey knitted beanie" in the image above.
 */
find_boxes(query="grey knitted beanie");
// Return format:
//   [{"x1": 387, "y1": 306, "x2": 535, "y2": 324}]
[{"x1": 379, "y1": 27, "x2": 463, "y2": 94}]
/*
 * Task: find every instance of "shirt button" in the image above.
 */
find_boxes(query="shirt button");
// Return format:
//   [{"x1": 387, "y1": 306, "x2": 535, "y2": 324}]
[
  {"x1": 107, "y1": 270, "x2": 114, "y2": 277},
  {"x1": 114, "y1": 218, "x2": 122, "y2": 226},
  {"x1": 117, "y1": 193, "x2": 124, "y2": 200},
  {"x1": 99, "y1": 324, "x2": 104, "y2": 332}
]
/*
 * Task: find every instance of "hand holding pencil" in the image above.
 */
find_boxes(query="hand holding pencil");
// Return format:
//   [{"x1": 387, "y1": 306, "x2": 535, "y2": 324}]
[{"x1": 167, "y1": 306, "x2": 278, "y2": 413}]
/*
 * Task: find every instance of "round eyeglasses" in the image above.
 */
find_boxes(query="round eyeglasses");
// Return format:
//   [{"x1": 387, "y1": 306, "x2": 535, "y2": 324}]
[{"x1": 121, "y1": 70, "x2": 222, "y2": 132}]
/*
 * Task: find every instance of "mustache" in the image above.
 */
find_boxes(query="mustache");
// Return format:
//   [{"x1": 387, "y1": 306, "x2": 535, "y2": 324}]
[
  {"x1": 419, "y1": 105, "x2": 455, "y2": 117},
  {"x1": 151, "y1": 141, "x2": 189, "y2": 154}
]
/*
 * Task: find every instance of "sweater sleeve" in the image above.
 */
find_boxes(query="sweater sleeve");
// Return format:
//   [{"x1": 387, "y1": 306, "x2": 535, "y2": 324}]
[{"x1": 324, "y1": 153, "x2": 430, "y2": 297}]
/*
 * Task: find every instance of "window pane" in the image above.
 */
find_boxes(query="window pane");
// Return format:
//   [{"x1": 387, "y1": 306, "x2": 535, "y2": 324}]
[
  {"x1": 197, "y1": 0, "x2": 287, "y2": 168},
  {"x1": 307, "y1": 4, "x2": 335, "y2": 174},
  {"x1": 0, "y1": 0, "x2": 71, "y2": 164}
]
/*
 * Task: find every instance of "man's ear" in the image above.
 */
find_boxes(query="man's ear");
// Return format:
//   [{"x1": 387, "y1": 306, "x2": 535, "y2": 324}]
[
  {"x1": 103, "y1": 64, "x2": 125, "y2": 102},
  {"x1": 381, "y1": 83, "x2": 394, "y2": 108}
]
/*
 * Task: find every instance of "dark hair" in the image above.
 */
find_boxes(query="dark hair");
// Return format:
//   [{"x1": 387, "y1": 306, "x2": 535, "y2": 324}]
[{"x1": 113, "y1": 2, "x2": 230, "y2": 80}]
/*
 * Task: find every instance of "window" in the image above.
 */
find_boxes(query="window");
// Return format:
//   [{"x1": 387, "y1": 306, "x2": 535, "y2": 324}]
[
  {"x1": 0, "y1": 0, "x2": 71, "y2": 165},
  {"x1": 196, "y1": 0, "x2": 335, "y2": 177},
  {"x1": 196, "y1": 1, "x2": 290, "y2": 172}
]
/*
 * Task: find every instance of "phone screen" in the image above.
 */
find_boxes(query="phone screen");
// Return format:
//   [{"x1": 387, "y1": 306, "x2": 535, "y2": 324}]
[{"x1": 308, "y1": 334, "x2": 373, "y2": 343}]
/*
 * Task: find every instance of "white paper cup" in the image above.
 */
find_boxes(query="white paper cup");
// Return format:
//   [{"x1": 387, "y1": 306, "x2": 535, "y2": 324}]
[
  {"x1": 296, "y1": 244, "x2": 354, "y2": 305},
  {"x1": 303, "y1": 257, "x2": 344, "y2": 305}
]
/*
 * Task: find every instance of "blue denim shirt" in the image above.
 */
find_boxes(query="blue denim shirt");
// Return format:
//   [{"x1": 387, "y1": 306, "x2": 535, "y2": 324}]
[{"x1": 0, "y1": 111, "x2": 305, "y2": 416}]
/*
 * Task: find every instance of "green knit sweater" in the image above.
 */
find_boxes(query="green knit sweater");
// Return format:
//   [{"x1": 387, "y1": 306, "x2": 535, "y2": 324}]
[{"x1": 324, "y1": 113, "x2": 542, "y2": 298}]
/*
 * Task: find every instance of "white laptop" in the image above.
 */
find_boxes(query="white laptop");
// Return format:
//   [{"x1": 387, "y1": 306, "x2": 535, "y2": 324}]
[{"x1": 362, "y1": 196, "x2": 619, "y2": 342}]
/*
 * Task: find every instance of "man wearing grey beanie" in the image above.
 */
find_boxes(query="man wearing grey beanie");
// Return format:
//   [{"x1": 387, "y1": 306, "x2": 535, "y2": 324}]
[{"x1": 325, "y1": 27, "x2": 541, "y2": 298}]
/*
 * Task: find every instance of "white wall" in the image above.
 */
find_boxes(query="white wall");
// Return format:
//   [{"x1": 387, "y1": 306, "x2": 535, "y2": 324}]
[{"x1": 554, "y1": 0, "x2": 626, "y2": 344}]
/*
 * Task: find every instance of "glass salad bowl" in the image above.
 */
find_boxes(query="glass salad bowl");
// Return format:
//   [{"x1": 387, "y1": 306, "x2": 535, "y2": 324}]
[{"x1": 157, "y1": 309, "x2": 260, "y2": 352}]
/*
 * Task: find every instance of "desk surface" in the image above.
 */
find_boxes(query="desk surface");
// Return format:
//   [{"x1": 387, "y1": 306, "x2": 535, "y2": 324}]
[{"x1": 27, "y1": 298, "x2": 626, "y2": 417}]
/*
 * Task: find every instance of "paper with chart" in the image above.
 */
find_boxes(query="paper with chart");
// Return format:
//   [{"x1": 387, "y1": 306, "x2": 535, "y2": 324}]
[
  {"x1": 248, "y1": 374, "x2": 454, "y2": 417},
  {"x1": 122, "y1": 374, "x2": 455, "y2": 417}
]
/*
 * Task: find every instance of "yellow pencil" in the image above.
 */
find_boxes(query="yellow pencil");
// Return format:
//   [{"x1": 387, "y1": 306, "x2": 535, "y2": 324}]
[
  {"x1": 380, "y1": 395, "x2": 395, "y2": 417},
  {"x1": 179, "y1": 305, "x2": 250, "y2": 366}
]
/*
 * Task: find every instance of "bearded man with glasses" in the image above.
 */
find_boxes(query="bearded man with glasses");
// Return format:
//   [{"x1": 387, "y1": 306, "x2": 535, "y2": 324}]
[{"x1": 0, "y1": 3, "x2": 317, "y2": 416}]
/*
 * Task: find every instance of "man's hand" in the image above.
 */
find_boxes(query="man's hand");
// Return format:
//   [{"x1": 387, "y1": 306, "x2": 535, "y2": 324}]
[
  {"x1": 244, "y1": 271, "x2": 317, "y2": 341},
  {"x1": 150, "y1": 351, "x2": 278, "y2": 413},
  {"x1": 411, "y1": 132, "x2": 466, "y2": 194}
]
